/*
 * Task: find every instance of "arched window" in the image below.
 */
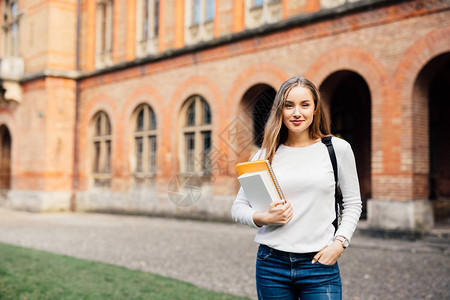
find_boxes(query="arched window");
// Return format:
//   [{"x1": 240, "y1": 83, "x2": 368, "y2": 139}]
[
  {"x1": 133, "y1": 104, "x2": 157, "y2": 176},
  {"x1": 92, "y1": 111, "x2": 111, "y2": 186},
  {"x1": 180, "y1": 95, "x2": 212, "y2": 174}
]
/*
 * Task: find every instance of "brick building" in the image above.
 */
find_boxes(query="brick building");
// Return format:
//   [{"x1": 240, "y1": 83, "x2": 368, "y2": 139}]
[{"x1": 0, "y1": 0, "x2": 448, "y2": 235}]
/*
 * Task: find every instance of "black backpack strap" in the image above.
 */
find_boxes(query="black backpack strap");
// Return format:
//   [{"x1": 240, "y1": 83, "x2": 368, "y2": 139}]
[{"x1": 321, "y1": 136, "x2": 340, "y2": 234}]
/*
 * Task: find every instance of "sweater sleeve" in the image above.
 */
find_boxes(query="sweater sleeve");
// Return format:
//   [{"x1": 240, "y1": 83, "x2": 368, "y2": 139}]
[
  {"x1": 335, "y1": 142, "x2": 362, "y2": 242},
  {"x1": 230, "y1": 149, "x2": 264, "y2": 228},
  {"x1": 231, "y1": 187, "x2": 260, "y2": 228}
]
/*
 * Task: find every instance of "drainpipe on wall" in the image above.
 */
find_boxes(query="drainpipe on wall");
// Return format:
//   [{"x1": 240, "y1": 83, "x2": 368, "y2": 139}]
[{"x1": 71, "y1": 0, "x2": 82, "y2": 212}]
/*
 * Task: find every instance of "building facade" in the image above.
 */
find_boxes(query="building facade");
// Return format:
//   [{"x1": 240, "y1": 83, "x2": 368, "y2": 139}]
[{"x1": 0, "y1": 0, "x2": 449, "y2": 235}]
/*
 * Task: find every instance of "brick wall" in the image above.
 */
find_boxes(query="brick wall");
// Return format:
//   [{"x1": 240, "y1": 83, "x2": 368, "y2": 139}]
[
  {"x1": 75, "y1": 0, "x2": 371, "y2": 70},
  {"x1": 19, "y1": 0, "x2": 77, "y2": 73},
  {"x1": 74, "y1": 2, "x2": 449, "y2": 217},
  {"x1": 9, "y1": 77, "x2": 75, "y2": 192},
  {"x1": 1, "y1": 0, "x2": 449, "y2": 219}
]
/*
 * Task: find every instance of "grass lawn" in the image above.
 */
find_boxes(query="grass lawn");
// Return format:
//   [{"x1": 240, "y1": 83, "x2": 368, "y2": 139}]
[{"x1": 0, "y1": 242, "x2": 250, "y2": 300}]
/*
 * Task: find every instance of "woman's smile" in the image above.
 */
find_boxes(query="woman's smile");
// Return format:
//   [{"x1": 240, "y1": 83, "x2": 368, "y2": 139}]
[{"x1": 290, "y1": 119, "x2": 304, "y2": 125}]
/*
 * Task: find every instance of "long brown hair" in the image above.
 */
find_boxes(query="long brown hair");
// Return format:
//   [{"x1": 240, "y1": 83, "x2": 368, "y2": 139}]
[{"x1": 261, "y1": 76, "x2": 330, "y2": 163}]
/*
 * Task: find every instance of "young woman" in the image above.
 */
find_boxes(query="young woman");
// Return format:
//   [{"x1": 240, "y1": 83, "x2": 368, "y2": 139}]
[{"x1": 231, "y1": 76, "x2": 362, "y2": 299}]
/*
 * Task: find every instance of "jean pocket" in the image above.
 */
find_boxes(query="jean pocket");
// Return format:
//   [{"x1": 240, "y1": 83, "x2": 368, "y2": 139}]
[
  {"x1": 256, "y1": 245, "x2": 273, "y2": 261},
  {"x1": 316, "y1": 260, "x2": 337, "y2": 267}
]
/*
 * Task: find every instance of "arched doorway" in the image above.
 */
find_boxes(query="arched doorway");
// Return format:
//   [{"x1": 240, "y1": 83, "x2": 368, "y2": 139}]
[
  {"x1": 237, "y1": 84, "x2": 276, "y2": 160},
  {"x1": 247, "y1": 84, "x2": 276, "y2": 148},
  {"x1": 320, "y1": 71, "x2": 372, "y2": 218},
  {"x1": 414, "y1": 52, "x2": 450, "y2": 224},
  {"x1": 0, "y1": 125, "x2": 11, "y2": 203}
]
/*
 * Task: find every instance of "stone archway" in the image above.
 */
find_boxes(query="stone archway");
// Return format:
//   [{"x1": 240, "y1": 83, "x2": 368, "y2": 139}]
[
  {"x1": 320, "y1": 71, "x2": 372, "y2": 218},
  {"x1": 241, "y1": 84, "x2": 276, "y2": 145},
  {"x1": 413, "y1": 52, "x2": 450, "y2": 224},
  {"x1": 0, "y1": 125, "x2": 11, "y2": 204}
]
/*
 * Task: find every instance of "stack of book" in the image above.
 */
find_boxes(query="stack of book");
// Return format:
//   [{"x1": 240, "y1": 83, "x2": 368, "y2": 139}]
[{"x1": 236, "y1": 160, "x2": 285, "y2": 212}]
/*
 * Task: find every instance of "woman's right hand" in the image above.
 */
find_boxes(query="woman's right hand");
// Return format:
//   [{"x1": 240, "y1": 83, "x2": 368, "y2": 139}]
[{"x1": 252, "y1": 200, "x2": 293, "y2": 226}]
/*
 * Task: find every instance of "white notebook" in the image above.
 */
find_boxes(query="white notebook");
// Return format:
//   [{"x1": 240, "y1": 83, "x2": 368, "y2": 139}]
[{"x1": 238, "y1": 170, "x2": 280, "y2": 212}]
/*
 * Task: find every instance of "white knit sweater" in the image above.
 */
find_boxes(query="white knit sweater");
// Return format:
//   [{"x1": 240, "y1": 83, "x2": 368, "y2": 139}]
[{"x1": 231, "y1": 137, "x2": 362, "y2": 253}]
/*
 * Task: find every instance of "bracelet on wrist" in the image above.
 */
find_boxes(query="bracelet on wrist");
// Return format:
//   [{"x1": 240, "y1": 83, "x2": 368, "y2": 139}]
[{"x1": 334, "y1": 236, "x2": 349, "y2": 248}]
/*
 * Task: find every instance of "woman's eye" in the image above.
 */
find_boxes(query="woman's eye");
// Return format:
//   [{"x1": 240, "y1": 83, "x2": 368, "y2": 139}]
[{"x1": 302, "y1": 104, "x2": 309, "y2": 108}]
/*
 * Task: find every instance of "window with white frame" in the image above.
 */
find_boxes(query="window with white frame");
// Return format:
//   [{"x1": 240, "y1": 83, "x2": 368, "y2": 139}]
[
  {"x1": 95, "y1": 0, "x2": 114, "y2": 68},
  {"x1": 92, "y1": 111, "x2": 112, "y2": 187},
  {"x1": 180, "y1": 95, "x2": 212, "y2": 174},
  {"x1": 133, "y1": 104, "x2": 157, "y2": 178},
  {"x1": 2, "y1": 0, "x2": 21, "y2": 57},
  {"x1": 185, "y1": 0, "x2": 215, "y2": 45},
  {"x1": 245, "y1": 0, "x2": 281, "y2": 29},
  {"x1": 136, "y1": 0, "x2": 160, "y2": 57}
]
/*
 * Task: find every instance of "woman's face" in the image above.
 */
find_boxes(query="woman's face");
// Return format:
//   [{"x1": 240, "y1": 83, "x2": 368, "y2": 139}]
[{"x1": 282, "y1": 86, "x2": 315, "y2": 137}]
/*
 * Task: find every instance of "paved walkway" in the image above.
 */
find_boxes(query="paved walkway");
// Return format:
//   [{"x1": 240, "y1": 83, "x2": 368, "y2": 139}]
[{"x1": 0, "y1": 207, "x2": 449, "y2": 299}]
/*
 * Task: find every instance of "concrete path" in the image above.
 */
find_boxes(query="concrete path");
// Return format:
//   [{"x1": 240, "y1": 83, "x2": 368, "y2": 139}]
[{"x1": 0, "y1": 207, "x2": 448, "y2": 299}]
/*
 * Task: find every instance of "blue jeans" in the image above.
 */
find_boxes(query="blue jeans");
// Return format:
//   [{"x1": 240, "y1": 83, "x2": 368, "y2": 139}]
[{"x1": 256, "y1": 244, "x2": 342, "y2": 300}]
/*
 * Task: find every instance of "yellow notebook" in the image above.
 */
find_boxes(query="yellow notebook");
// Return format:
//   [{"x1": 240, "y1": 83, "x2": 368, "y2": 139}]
[{"x1": 236, "y1": 160, "x2": 285, "y2": 202}]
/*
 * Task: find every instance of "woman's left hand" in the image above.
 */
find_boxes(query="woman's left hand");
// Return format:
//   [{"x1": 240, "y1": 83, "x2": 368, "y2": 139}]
[{"x1": 311, "y1": 240, "x2": 344, "y2": 265}]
